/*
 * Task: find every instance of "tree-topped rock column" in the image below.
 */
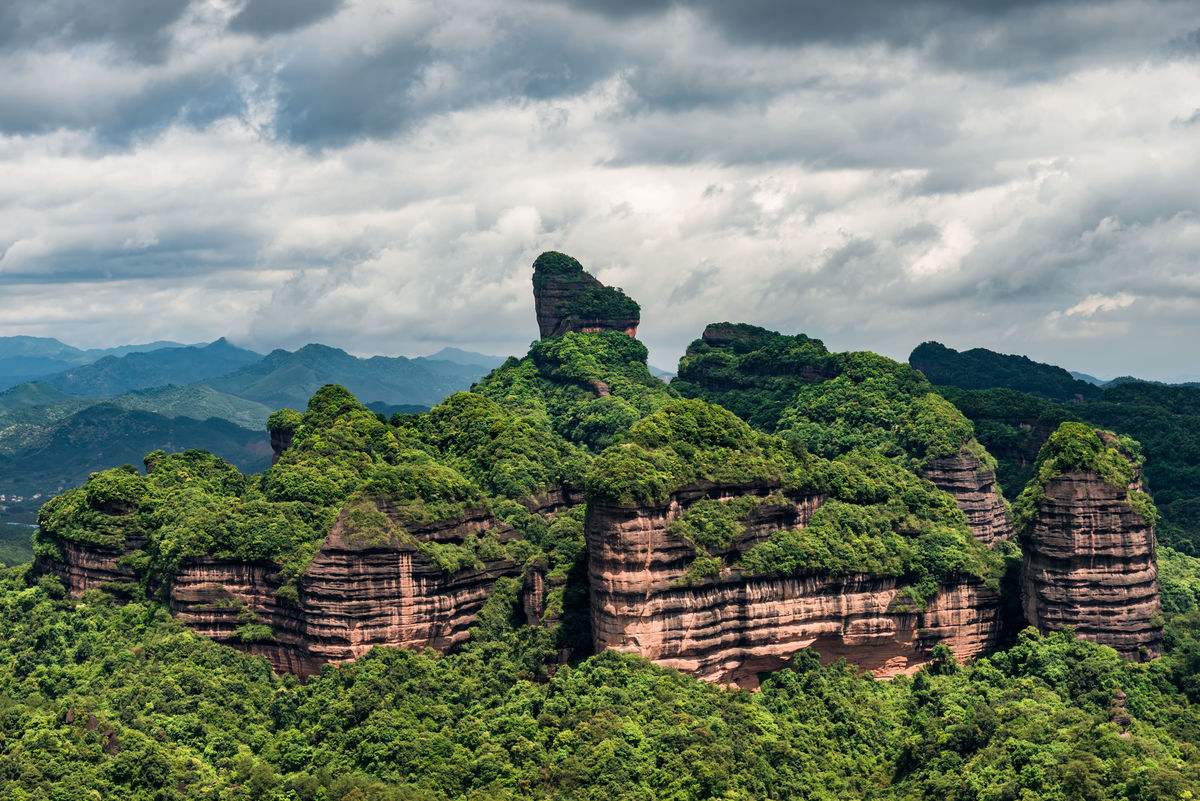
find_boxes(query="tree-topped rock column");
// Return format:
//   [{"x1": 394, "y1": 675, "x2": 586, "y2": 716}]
[
  {"x1": 532, "y1": 251, "x2": 640, "y2": 339},
  {"x1": 584, "y1": 398, "x2": 1010, "y2": 686},
  {"x1": 1018, "y1": 423, "x2": 1162, "y2": 659}
]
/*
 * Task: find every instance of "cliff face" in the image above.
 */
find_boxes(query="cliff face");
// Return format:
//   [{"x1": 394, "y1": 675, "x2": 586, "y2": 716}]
[
  {"x1": 921, "y1": 448, "x2": 1012, "y2": 546},
  {"x1": 532, "y1": 252, "x2": 640, "y2": 339},
  {"x1": 1021, "y1": 470, "x2": 1162, "y2": 659},
  {"x1": 587, "y1": 484, "x2": 1006, "y2": 688},
  {"x1": 46, "y1": 502, "x2": 538, "y2": 676}
]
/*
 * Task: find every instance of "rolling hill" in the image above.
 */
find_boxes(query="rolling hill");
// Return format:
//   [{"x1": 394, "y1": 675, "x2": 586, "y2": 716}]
[
  {"x1": 910, "y1": 340, "x2": 1101, "y2": 401},
  {"x1": 0, "y1": 336, "x2": 188, "y2": 389},
  {"x1": 209, "y1": 343, "x2": 486, "y2": 408},
  {"x1": 41, "y1": 338, "x2": 262, "y2": 396},
  {"x1": 0, "y1": 404, "x2": 271, "y2": 501}
]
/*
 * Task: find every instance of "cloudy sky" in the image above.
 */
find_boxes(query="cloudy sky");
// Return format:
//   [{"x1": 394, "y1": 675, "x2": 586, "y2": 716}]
[{"x1": 1, "y1": 0, "x2": 1198, "y2": 379}]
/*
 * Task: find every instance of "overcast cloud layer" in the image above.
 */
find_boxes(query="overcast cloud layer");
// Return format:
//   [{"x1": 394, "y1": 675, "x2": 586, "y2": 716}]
[{"x1": 2, "y1": 0, "x2": 1199, "y2": 379}]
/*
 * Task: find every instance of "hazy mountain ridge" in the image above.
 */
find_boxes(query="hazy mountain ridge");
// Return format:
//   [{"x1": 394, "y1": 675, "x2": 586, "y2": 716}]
[
  {"x1": 0, "y1": 336, "x2": 190, "y2": 390},
  {"x1": 209, "y1": 343, "x2": 487, "y2": 408},
  {"x1": 0, "y1": 339, "x2": 502, "y2": 521},
  {"x1": 41, "y1": 338, "x2": 263, "y2": 397}
]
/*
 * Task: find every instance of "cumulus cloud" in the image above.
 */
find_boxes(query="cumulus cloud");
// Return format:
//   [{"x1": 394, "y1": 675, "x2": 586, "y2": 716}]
[
  {"x1": 1064, "y1": 292, "x2": 1137, "y2": 317},
  {"x1": 0, "y1": 0, "x2": 1199, "y2": 379}
]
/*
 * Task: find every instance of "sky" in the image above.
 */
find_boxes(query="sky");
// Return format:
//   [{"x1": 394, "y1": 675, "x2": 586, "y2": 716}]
[{"x1": 1, "y1": 0, "x2": 1198, "y2": 380}]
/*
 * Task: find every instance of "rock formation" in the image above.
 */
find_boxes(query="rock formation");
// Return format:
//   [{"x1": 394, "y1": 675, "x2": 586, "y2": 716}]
[
  {"x1": 920, "y1": 448, "x2": 1012, "y2": 546},
  {"x1": 532, "y1": 251, "x2": 640, "y2": 338},
  {"x1": 1020, "y1": 469, "x2": 1162, "y2": 660},
  {"x1": 43, "y1": 498, "x2": 546, "y2": 676},
  {"x1": 587, "y1": 481, "x2": 1006, "y2": 688}
]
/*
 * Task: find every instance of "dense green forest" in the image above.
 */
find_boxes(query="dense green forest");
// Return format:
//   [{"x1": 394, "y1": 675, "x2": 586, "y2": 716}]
[
  {"x1": 6, "y1": 314, "x2": 1200, "y2": 798},
  {"x1": 908, "y1": 343, "x2": 1200, "y2": 554},
  {"x1": 909, "y1": 342, "x2": 1101, "y2": 402},
  {"x1": 6, "y1": 555, "x2": 1200, "y2": 800}
]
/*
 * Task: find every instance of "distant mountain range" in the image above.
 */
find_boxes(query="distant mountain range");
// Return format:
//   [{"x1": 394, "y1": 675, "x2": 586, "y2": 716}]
[
  {"x1": 40, "y1": 338, "x2": 263, "y2": 396},
  {"x1": 208, "y1": 343, "x2": 488, "y2": 409},
  {"x1": 0, "y1": 335, "x2": 506, "y2": 522},
  {"x1": 0, "y1": 336, "x2": 191, "y2": 390}
]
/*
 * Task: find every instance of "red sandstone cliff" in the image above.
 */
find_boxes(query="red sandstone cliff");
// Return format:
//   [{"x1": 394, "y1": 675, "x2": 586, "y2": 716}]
[
  {"x1": 532, "y1": 252, "x2": 639, "y2": 339},
  {"x1": 45, "y1": 500, "x2": 543, "y2": 676},
  {"x1": 921, "y1": 448, "x2": 1012, "y2": 546},
  {"x1": 1021, "y1": 470, "x2": 1162, "y2": 659},
  {"x1": 586, "y1": 483, "x2": 1006, "y2": 687}
]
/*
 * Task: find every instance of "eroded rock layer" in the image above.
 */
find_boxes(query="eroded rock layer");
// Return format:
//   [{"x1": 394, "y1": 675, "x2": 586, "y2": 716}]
[
  {"x1": 46, "y1": 504, "x2": 535, "y2": 677},
  {"x1": 587, "y1": 484, "x2": 1006, "y2": 687},
  {"x1": 532, "y1": 252, "x2": 639, "y2": 339},
  {"x1": 1021, "y1": 470, "x2": 1162, "y2": 659},
  {"x1": 921, "y1": 448, "x2": 1012, "y2": 546}
]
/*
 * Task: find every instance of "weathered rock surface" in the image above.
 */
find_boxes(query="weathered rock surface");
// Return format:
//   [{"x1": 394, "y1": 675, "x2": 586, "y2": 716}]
[
  {"x1": 1021, "y1": 470, "x2": 1163, "y2": 659},
  {"x1": 921, "y1": 448, "x2": 1012, "y2": 546},
  {"x1": 45, "y1": 502, "x2": 541, "y2": 676},
  {"x1": 532, "y1": 252, "x2": 639, "y2": 339},
  {"x1": 39, "y1": 537, "x2": 145, "y2": 598},
  {"x1": 587, "y1": 483, "x2": 1006, "y2": 687}
]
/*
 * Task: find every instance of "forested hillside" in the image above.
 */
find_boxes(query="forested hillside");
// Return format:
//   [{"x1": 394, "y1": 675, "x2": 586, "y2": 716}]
[
  {"x1": 910, "y1": 342, "x2": 1101, "y2": 402},
  {"x1": 5, "y1": 557, "x2": 1200, "y2": 800},
  {"x1": 909, "y1": 344, "x2": 1200, "y2": 554},
  {"x1": 5, "y1": 266, "x2": 1200, "y2": 799}
]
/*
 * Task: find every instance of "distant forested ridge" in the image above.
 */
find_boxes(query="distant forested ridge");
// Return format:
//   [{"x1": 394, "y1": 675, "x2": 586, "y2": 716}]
[
  {"x1": 0, "y1": 341, "x2": 500, "y2": 523},
  {"x1": 911, "y1": 343, "x2": 1200, "y2": 554},
  {"x1": 910, "y1": 341, "x2": 1101, "y2": 401}
]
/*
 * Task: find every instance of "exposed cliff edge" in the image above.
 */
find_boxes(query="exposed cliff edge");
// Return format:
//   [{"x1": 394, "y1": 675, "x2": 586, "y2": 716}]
[
  {"x1": 920, "y1": 448, "x2": 1012, "y2": 546},
  {"x1": 1018, "y1": 423, "x2": 1162, "y2": 659},
  {"x1": 583, "y1": 399, "x2": 1012, "y2": 687},
  {"x1": 34, "y1": 482, "x2": 542, "y2": 675},
  {"x1": 171, "y1": 502, "x2": 526, "y2": 675},
  {"x1": 586, "y1": 483, "x2": 1005, "y2": 688},
  {"x1": 532, "y1": 251, "x2": 640, "y2": 339}
]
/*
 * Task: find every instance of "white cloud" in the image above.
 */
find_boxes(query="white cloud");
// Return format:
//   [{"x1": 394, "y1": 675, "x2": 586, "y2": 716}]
[
  {"x1": 0, "y1": 0, "x2": 1198, "y2": 379},
  {"x1": 1064, "y1": 292, "x2": 1137, "y2": 317}
]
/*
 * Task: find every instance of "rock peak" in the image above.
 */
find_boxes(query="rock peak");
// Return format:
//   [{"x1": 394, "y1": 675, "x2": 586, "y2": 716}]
[{"x1": 532, "y1": 251, "x2": 640, "y2": 339}]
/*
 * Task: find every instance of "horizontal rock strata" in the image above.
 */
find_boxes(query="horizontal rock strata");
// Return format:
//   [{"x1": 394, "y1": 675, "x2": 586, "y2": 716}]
[
  {"x1": 587, "y1": 483, "x2": 1006, "y2": 687},
  {"x1": 1021, "y1": 470, "x2": 1162, "y2": 659},
  {"x1": 921, "y1": 448, "x2": 1012, "y2": 546},
  {"x1": 45, "y1": 503, "x2": 546, "y2": 677}
]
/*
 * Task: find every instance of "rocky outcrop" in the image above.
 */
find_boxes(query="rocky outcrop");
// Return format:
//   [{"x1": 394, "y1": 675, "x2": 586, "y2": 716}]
[
  {"x1": 39, "y1": 537, "x2": 145, "y2": 598},
  {"x1": 43, "y1": 499, "x2": 548, "y2": 677},
  {"x1": 587, "y1": 483, "x2": 1006, "y2": 687},
  {"x1": 532, "y1": 251, "x2": 639, "y2": 339},
  {"x1": 921, "y1": 448, "x2": 1012, "y2": 546},
  {"x1": 1021, "y1": 469, "x2": 1162, "y2": 659}
]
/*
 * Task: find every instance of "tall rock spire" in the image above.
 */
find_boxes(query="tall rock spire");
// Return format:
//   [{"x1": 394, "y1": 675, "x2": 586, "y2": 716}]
[{"x1": 532, "y1": 251, "x2": 640, "y2": 338}]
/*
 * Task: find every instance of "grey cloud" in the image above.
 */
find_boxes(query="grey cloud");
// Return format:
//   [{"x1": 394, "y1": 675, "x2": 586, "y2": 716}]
[
  {"x1": 228, "y1": 0, "x2": 345, "y2": 36},
  {"x1": 0, "y1": 0, "x2": 191, "y2": 62},
  {"x1": 0, "y1": 0, "x2": 1198, "y2": 380},
  {"x1": 667, "y1": 264, "x2": 718, "y2": 304},
  {"x1": 271, "y1": 7, "x2": 617, "y2": 147}
]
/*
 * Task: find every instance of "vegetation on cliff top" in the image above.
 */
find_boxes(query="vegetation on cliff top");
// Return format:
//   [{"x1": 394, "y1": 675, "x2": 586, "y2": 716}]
[
  {"x1": 532, "y1": 251, "x2": 640, "y2": 324},
  {"x1": 1011, "y1": 421, "x2": 1157, "y2": 535},
  {"x1": 474, "y1": 330, "x2": 672, "y2": 452},
  {"x1": 673, "y1": 324, "x2": 986, "y2": 471},
  {"x1": 586, "y1": 398, "x2": 1004, "y2": 600},
  {"x1": 35, "y1": 383, "x2": 588, "y2": 593}
]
